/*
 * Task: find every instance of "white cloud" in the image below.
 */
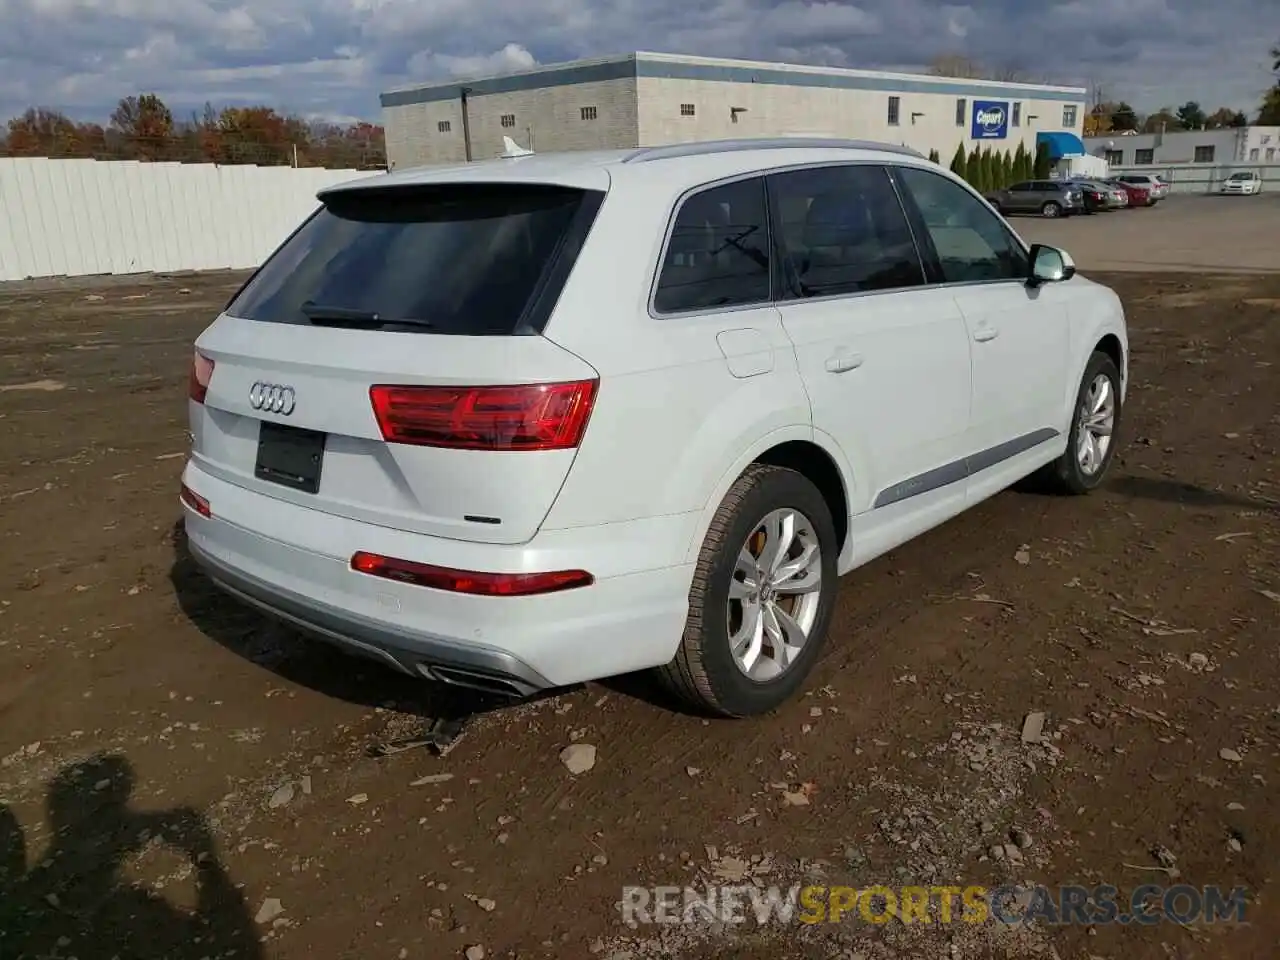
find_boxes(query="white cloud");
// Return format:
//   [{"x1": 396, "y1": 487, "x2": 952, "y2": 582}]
[{"x1": 406, "y1": 43, "x2": 538, "y2": 81}]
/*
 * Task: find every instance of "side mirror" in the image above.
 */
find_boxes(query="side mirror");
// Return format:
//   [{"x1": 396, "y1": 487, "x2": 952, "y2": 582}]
[{"x1": 1028, "y1": 243, "x2": 1076, "y2": 286}]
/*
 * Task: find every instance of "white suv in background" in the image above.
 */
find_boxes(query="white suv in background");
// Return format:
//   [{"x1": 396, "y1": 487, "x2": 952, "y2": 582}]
[{"x1": 182, "y1": 137, "x2": 1129, "y2": 718}]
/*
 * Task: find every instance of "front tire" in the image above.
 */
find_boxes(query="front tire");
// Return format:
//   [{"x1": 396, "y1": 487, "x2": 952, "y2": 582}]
[
  {"x1": 1039, "y1": 351, "x2": 1122, "y2": 495},
  {"x1": 658, "y1": 464, "x2": 838, "y2": 717},
  {"x1": 1041, "y1": 201, "x2": 1063, "y2": 218}
]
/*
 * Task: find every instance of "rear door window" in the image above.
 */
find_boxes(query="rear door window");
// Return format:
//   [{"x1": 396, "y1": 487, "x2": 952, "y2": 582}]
[
  {"x1": 227, "y1": 183, "x2": 601, "y2": 336},
  {"x1": 653, "y1": 177, "x2": 771, "y2": 314},
  {"x1": 765, "y1": 164, "x2": 925, "y2": 298}
]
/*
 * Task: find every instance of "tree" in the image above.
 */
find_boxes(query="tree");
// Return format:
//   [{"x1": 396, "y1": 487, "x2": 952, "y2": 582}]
[
  {"x1": 1261, "y1": 41, "x2": 1280, "y2": 125},
  {"x1": 1174, "y1": 101, "x2": 1206, "y2": 130},
  {"x1": 110, "y1": 94, "x2": 174, "y2": 159},
  {"x1": 1033, "y1": 140, "x2": 1051, "y2": 179},
  {"x1": 1001, "y1": 150, "x2": 1014, "y2": 187},
  {"x1": 1110, "y1": 102, "x2": 1140, "y2": 132},
  {"x1": 1083, "y1": 107, "x2": 1113, "y2": 137},
  {"x1": 950, "y1": 143, "x2": 967, "y2": 177},
  {"x1": 1012, "y1": 142, "x2": 1028, "y2": 181},
  {"x1": 2, "y1": 96, "x2": 387, "y2": 168},
  {"x1": 928, "y1": 148, "x2": 940, "y2": 163},
  {"x1": 1205, "y1": 107, "x2": 1248, "y2": 128},
  {"x1": 1260, "y1": 86, "x2": 1280, "y2": 126},
  {"x1": 1142, "y1": 107, "x2": 1182, "y2": 133},
  {"x1": 929, "y1": 54, "x2": 1040, "y2": 83},
  {"x1": 930, "y1": 55, "x2": 986, "y2": 79},
  {"x1": 3, "y1": 108, "x2": 80, "y2": 156},
  {"x1": 213, "y1": 106, "x2": 308, "y2": 165},
  {"x1": 965, "y1": 145, "x2": 982, "y2": 189}
]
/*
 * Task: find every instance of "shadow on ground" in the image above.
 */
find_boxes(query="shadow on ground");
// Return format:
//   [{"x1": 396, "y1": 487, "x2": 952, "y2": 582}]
[
  {"x1": 0, "y1": 754, "x2": 261, "y2": 960},
  {"x1": 167, "y1": 519, "x2": 698, "y2": 722},
  {"x1": 1108, "y1": 475, "x2": 1280, "y2": 513}
]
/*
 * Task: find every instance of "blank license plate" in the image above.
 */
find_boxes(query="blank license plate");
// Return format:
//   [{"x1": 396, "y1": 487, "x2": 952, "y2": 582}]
[{"x1": 255, "y1": 421, "x2": 326, "y2": 494}]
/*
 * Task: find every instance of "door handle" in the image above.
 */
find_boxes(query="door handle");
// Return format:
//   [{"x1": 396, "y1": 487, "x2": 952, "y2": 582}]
[
  {"x1": 825, "y1": 353, "x2": 864, "y2": 373},
  {"x1": 973, "y1": 327, "x2": 999, "y2": 343}
]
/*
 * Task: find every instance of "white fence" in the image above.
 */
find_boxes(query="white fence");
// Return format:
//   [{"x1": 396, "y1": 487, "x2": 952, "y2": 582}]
[
  {"x1": 0, "y1": 158, "x2": 379, "y2": 283},
  {"x1": 1109, "y1": 161, "x2": 1280, "y2": 195}
]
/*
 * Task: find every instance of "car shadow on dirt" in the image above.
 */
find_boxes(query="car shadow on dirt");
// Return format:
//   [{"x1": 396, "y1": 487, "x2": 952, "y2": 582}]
[
  {"x1": 0, "y1": 753, "x2": 261, "y2": 960},
  {"x1": 166, "y1": 520, "x2": 523, "y2": 724},
  {"x1": 1107, "y1": 475, "x2": 1280, "y2": 513},
  {"x1": 167, "y1": 519, "x2": 701, "y2": 723}
]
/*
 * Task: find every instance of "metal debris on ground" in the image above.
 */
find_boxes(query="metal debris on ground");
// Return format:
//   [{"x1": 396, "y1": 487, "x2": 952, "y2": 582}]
[{"x1": 368, "y1": 714, "x2": 472, "y2": 758}]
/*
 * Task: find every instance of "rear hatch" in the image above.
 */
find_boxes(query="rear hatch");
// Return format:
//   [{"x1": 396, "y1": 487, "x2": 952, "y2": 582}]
[{"x1": 189, "y1": 179, "x2": 605, "y2": 545}]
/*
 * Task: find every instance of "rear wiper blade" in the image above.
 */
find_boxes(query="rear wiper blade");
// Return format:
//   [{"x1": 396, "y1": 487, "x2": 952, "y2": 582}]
[{"x1": 299, "y1": 301, "x2": 433, "y2": 329}]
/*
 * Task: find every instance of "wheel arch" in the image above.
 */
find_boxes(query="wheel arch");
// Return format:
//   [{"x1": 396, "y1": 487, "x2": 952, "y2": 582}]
[
  {"x1": 1064, "y1": 309, "x2": 1128, "y2": 418},
  {"x1": 1095, "y1": 333, "x2": 1124, "y2": 384},
  {"x1": 683, "y1": 428, "x2": 854, "y2": 566}
]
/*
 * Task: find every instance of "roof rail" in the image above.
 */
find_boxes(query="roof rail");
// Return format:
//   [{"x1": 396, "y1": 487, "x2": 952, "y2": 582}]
[{"x1": 621, "y1": 137, "x2": 926, "y2": 164}]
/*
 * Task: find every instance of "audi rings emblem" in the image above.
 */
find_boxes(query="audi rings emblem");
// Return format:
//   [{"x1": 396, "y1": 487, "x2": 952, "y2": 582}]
[{"x1": 249, "y1": 381, "x2": 296, "y2": 415}]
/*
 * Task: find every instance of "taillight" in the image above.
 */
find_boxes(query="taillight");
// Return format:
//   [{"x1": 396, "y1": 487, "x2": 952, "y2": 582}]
[
  {"x1": 189, "y1": 350, "x2": 214, "y2": 404},
  {"x1": 369, "y1": 380, "x2": 597, "y2": 451},
  {"x1": 351, "y1": 551, "x2": 593, "y2": 597},
  {"x1": 180, "y1": 482, "x2": 211, "y2": 518}
]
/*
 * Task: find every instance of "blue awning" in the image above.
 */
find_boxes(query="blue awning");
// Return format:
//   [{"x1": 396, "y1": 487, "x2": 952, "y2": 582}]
[{"x1": 1037, "y1": 131, "x2": 1086, "y2": 160}]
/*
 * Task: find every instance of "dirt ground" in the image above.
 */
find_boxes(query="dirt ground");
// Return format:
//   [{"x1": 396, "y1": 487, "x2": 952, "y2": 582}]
[{"x1": 1, "y1": 264, "x2": 1278, "y2": 960}]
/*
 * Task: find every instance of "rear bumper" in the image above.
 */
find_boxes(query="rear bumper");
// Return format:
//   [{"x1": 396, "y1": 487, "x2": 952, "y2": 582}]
[{"x1": 181, "y1": 461, "x2": 697, "y2": 694}]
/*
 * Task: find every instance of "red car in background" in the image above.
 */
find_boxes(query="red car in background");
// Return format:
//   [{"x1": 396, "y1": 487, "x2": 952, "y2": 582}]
[{"x1": 1103, "y1": 178, "x2": 1154, "y2": 207}]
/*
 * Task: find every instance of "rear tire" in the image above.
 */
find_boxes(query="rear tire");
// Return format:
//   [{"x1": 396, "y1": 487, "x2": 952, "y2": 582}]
[
  {"x1": 657, "y1": 464, "x2": 838, "y2": 717},
  {"x1": 1041, "y1": 201, "x2": 1062, "y2": 218},
  {"x1": 1037, "y1": 350, "x2": 1123, "y2": 495}
]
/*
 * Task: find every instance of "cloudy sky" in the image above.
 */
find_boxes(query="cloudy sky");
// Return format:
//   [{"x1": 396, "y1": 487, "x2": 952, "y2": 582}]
[{"x1": 0, "y1": 0, "x2": 1275, "y2": 124}]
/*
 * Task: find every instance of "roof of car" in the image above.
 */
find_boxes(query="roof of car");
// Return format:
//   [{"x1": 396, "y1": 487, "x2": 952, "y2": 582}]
[{"x1": 318, "y1": 138, "x2": 931, "y2": 198}]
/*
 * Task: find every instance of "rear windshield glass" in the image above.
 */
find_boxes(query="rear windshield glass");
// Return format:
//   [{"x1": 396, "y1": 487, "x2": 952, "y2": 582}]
[{"x1": 227, "y1": 183, "x2": 596, "y2": 335}]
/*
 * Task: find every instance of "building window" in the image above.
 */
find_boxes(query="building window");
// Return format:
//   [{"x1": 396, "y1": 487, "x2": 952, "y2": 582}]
[
  {"x1": 1105, "y1": 150, "x2": 1123, "y2": 165},
  {"x1": 500, "y1": 114, "x2": 516, "y2": 128},
  {"x1": 1268, "y1": 148, "x2": 1277, "y2": 161},
  {"x1": 1062, "y1": 105, "x2": 1078, "y2": 127},
  {"x1": 437, "y1": 120, "x2": 451, "y2": 133},
  {"x1": 1135, "y1": 148, "x2": 1154, "y2": 165},
  {"x1": 680, "y1": 103, "x2": 695, "y2": 116},
  {"x1": 580, "y1": 106, "x2": 598, "y2": 120},
  {"x1": 955, "y1": 98, "x2": 966, "y2": 126},
  {"x1": 887, "y1": 96, "x2": 901, "y2": 126},
  {"x1": 1194, "y1": 145, "x2": 1215, "y2": 163},
  {"x1": 1012, "y1": 102, "x2": 1021, "y2": 127}
]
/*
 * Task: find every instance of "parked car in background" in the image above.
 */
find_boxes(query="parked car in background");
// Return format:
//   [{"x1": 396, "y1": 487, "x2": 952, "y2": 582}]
[
  {"x1": 1220, "y1": 171, "x2": 1263, "y2": 195},
  {"x1": 1115, "y1": 174, "x2": 1169, "y2": 202},
  {"x1": 1102, "y1": 178, "x2": 1153, "y2": 207},
  {"x1": 1065, "y1": 180, "x2": 1119, "y2": 214},
  {"x1": 179, "y1": 136, "x2": 1129, "y2": 717},
  {"x1": 1093, "y1": 181, "x2": 1129, "y2": 210},
  {"x1": 986, "y1": 180, "x2": 1083, "y2": 218}
]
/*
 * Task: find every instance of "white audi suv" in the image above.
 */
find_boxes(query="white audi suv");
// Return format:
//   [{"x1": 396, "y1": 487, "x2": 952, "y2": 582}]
[{"x1": 181, "y1": 137, "x2": 1128, "y2": 717}]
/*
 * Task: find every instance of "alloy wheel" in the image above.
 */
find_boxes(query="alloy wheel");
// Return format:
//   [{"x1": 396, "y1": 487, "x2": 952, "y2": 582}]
[
  {"x1": 727, "y1": 508, "x2": 824, "y2": 682},
  {"x1": 1076, "y1": 373, "x2": 1116, "y2": 476}
]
